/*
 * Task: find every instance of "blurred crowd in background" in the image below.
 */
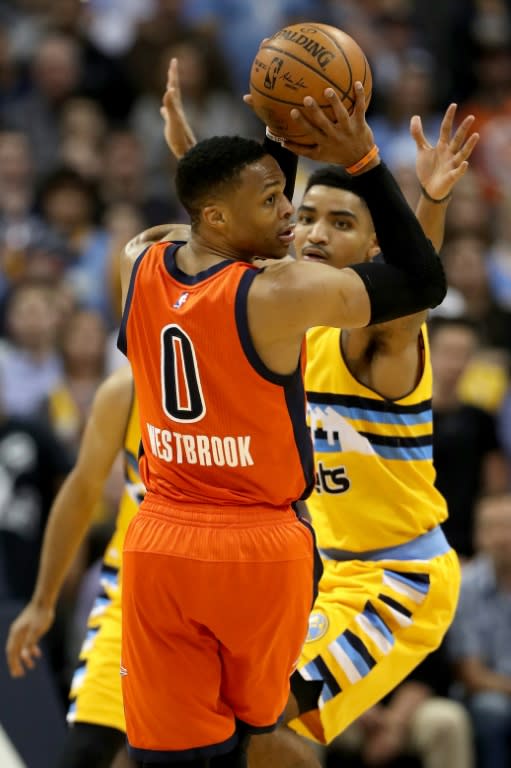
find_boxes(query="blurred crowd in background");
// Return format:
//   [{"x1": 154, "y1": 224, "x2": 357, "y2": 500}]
[{"x1": 2, "y1": 0, "x2": 511, "y2": 766}]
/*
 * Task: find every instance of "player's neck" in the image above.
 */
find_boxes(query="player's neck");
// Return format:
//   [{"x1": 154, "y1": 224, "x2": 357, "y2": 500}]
[{"x1": 177, "y1": 235, "x2": 253, "y2": 274}]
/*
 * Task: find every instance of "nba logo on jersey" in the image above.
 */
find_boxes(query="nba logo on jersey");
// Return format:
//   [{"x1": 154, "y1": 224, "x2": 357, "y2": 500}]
[{"x1": 173, "y1": 292, "x2": 189, "y2": 309}]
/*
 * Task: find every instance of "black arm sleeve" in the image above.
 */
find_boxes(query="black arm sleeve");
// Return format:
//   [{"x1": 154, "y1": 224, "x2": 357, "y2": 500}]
[
  {"x1": 262, "y1": 135, "x2": 297, "y2": 201},
  {"x1": 347, "y1": 162, "x2": 447, "y2": 325}
]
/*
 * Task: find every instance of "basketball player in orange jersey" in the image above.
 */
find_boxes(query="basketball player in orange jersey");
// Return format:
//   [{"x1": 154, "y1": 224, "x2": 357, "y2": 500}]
[{"x1": 117, "y1": 73, "x2": 463, "y2": 767}]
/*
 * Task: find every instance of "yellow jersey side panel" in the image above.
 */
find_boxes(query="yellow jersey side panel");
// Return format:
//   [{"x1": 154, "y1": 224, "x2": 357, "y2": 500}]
[{"x1": 305, "y1": 325, "x2": 448, "y2": 552}]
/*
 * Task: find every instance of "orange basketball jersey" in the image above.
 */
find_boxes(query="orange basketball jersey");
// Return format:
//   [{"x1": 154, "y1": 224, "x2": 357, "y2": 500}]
[{"x1": 118, "y1": 242, "x2": 314, "y2": 510}]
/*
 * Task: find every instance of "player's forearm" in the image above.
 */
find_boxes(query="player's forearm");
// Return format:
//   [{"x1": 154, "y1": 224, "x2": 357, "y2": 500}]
[
  {"x1": 415, "y1": 194, "x2": 449, "y2": 253},
  {"x1": 348, "y1": 162, "x2": 446, "y2": 318},
  {"x1": 31, "y1": 471, "x2": 102, "y2": 610}
]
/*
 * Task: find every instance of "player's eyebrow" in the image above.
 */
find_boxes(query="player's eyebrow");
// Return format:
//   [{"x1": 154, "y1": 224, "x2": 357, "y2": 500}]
[{"x1": 298, "y1": 204, "x2": 357, "y2": 219}]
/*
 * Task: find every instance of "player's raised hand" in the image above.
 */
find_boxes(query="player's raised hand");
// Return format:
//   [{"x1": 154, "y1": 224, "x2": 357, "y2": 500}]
[
  {"x1": 5, "y1": 602, "x2": 54, "y2": 677},
  {"x1": 160, "y1": 57, "x2": 197, "y2": 160},
  {"x1": 411, "y1": 103, "x2": 480, "y2": 202},
  {"x1": 280, "y1": 83, "x2": 376, "y2": 167}
]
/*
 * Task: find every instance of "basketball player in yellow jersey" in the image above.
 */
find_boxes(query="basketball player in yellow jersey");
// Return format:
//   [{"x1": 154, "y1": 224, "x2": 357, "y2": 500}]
[
  {"x1": 6, "y1": 366, "x2": 140, "y2": 768},
  {"x1": 245, "y1": 106, "x2": 479, "y2": 765}
]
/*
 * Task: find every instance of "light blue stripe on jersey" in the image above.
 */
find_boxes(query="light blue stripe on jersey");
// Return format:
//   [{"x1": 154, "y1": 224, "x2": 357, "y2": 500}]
[
  {"x1": 362, "y1": 603, "x2": 394, "y2": 646},
  {"x1": 320, "y1": 525, "x2": 450, "y2": 562},
  {"x1": 383, "y1": 570, "x2": 430, "y2": 594},
  {"x1": 311, "y1": 403, "x2": 432, "y2": 426},
  {"x1": 313, "y1": 438, "x2": 432, "y2": 461},
  {"x1": 334, "y1": 634, "x2": 371, "y2": 678}
]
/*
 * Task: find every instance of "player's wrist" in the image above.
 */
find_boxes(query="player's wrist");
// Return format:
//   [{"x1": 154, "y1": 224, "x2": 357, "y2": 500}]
[
  {"x1": 419, "y1": 183, "x2": 452, "y2": 204},
  {"x1": 265, "y1": 126, "x2": 286, "y2": 145},
  {"x1": 345, "y1": 145, "x2": 380, "y2": 175}
]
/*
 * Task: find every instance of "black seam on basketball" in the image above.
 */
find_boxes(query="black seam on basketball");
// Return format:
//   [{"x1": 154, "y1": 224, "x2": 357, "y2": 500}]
[
  {"x1": 294, "y1": 24, "x2": 355, "y2": 94},
  {"x1": 258, "y1": 43, "x2": 352, "y2": 99},
  {"x1": 250, "y1": 80, "x2": 335, "y2": 110}
]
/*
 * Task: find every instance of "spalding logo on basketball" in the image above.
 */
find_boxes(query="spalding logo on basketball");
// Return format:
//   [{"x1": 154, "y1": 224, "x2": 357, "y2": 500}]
[{"x1": 249, "y1": 23, "x2": 372, "y2": 139}]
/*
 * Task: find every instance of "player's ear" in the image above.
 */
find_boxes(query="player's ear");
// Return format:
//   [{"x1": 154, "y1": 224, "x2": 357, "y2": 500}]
[
  {"x1": 368, "y1": 232, "x2": 380, "y2": 259},
  {"x1": 203, "y1": 205, "x2": 226, "y2": 229}
]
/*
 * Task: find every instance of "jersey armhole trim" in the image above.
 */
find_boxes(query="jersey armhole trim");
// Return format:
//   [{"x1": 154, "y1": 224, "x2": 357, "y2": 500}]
[
  {"x1": 235, "y1": 269, "x2": 299, "y2": 386},
  {"x1": 117, "y1": 246, "x2": 150, "y2": 356}
]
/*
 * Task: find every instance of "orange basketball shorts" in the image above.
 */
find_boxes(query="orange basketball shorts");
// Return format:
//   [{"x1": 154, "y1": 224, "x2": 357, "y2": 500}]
[{"x1": 121, "y1": 498, "x2": 318, "y2": 763}]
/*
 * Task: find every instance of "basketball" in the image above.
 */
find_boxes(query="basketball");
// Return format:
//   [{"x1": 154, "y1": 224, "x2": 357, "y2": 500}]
[{"x1": 249, "y1": 23, "x2": 372, "y2": 141}]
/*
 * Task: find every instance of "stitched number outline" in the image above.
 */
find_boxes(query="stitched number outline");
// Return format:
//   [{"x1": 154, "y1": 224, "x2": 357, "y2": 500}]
[{"x1": 160, "y1": 324, "x2": 206, "y2": 422}]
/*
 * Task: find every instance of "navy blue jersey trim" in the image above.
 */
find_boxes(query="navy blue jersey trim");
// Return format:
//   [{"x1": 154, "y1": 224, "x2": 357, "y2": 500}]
[
  {"x1": 235, "y1": 269, "x2": 298, "y2": 386},
  {"x1": 164, "y1": 242, "x2": 233, "y2": 284},
  {"x1": 358, "y1": 432, "x2": 432, "y2": 448},
  {"x1": 307, "y1": 391, "x2": 432, "y2": 414},
  {"x1": 236, "y1": 713, "x2": 284, "y2": 735},
  {"x1": 235, "y1": 269, "x2": 314, "y2": 497},
  {"x1": 296, "y1": 516, "x2": 323, "y2": 607},
  {"x1": 128, "y1": 731, "x2": 238, "y2": 762},
  {"x1": 117, "y1": 246, "x2": 150, "y2": 356}
]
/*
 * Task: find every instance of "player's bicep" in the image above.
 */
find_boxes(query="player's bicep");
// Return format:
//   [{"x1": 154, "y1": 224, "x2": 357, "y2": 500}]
[
  {"x1": 288, "y1": 265, "x2": 371, "y2": 333},
  {"x1": 254, "y1": 261, "x2": 371, "y2": 341}
]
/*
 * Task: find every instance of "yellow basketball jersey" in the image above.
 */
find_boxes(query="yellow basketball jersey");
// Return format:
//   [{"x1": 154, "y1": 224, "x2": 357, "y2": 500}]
[{"x1": 305, "y1": 325, "x2": 447, "y2": 553}]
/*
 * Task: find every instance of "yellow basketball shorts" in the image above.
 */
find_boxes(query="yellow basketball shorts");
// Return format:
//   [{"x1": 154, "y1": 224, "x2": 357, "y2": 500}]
[
  {"x1": 289, "y1": 526, "x2": 460, "y2": 745},
  {"x1": 67, "y1": 563, "x2": 125, "y2": 733}
]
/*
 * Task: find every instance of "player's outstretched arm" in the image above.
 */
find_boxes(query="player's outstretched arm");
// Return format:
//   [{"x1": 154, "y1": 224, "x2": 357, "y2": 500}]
[
  {"x1": 160, "y1": 57, "x2": 197, "y2": 160},
  {"x1": 5, "y1": 367, "x2": 134, "y2": 678},
  {"x1": 413, "y1": 103, "x2": 479, "y2": 251}
]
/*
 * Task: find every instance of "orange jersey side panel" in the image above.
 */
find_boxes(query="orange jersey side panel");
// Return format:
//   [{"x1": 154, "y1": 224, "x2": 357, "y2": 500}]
[{"x1": 119, "y1": 242, "x2": 313, "y2": 509}]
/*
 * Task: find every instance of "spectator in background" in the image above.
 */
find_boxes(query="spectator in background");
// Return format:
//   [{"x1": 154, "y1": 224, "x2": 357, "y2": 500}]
[
  {"x1": 180, "y1": 0, "x2": 321, "y2": 94},
  {"x1": 58, "y1": 97, "x2": 107, "y2": 182},
  {"x1": 131, "y1": 35, "x2": 254, "y2": 198},
  {"x1": 0, "y1": 131, "x2": 36, "y2": 232},
  {"x1": 99, "y1": 130, "x2": 178, "y2": 226},
  {"x1": 46, "y1": 308, "x2": 107, "y2": 455},
  {"x1": 448, "y1": 492, "x2": 511, "y2": 768},
  {"x1": 36, "y1": 168, "x2": 114, "y2": 325},
  {"x1": 4, "y1": 33, "x2": 83, "y2": 175},
  {"x1": 0, "y1": 281, "x2": 63, "y2": 418},
  {"x1": 371, "y1": 52, "x2": 443, "y2": 171},
  {"x1": 441, "y1": 233, "x2": 511, "y2": 349},
  {"x1": 429, "y1": 316, "x2": 509, "y2": 558}
]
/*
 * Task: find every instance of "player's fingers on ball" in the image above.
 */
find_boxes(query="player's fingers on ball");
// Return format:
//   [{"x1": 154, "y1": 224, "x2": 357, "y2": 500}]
[
  {"x1": 290, "y1": 107, "x2": 325, "y2": 137},
  {"x1": 242, "y1": 94, "x2": 254, "y2": 106},
  {"x1": 301, "y1": 96, "x2": 337, "y2": 133},
  {"x1": 324, "y1": 88, "x2": 349, "y2": 123},
  {"x1": 352, "y1": 82, "x2": 367, "y2": 118}
]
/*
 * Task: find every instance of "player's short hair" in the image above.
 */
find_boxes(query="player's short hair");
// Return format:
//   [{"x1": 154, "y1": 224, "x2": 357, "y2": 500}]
[
  {"x1": 175, "y1": 136, "x2": 267, "y2": 227},
  {"x1": 304, "y1": 165, "x2": 360, "y2": 196}
]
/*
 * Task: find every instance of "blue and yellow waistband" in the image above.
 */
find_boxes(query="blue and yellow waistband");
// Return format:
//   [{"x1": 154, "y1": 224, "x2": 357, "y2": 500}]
[{"x1": 319, "y1": 525, "x2": 450, "y2": 563}]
